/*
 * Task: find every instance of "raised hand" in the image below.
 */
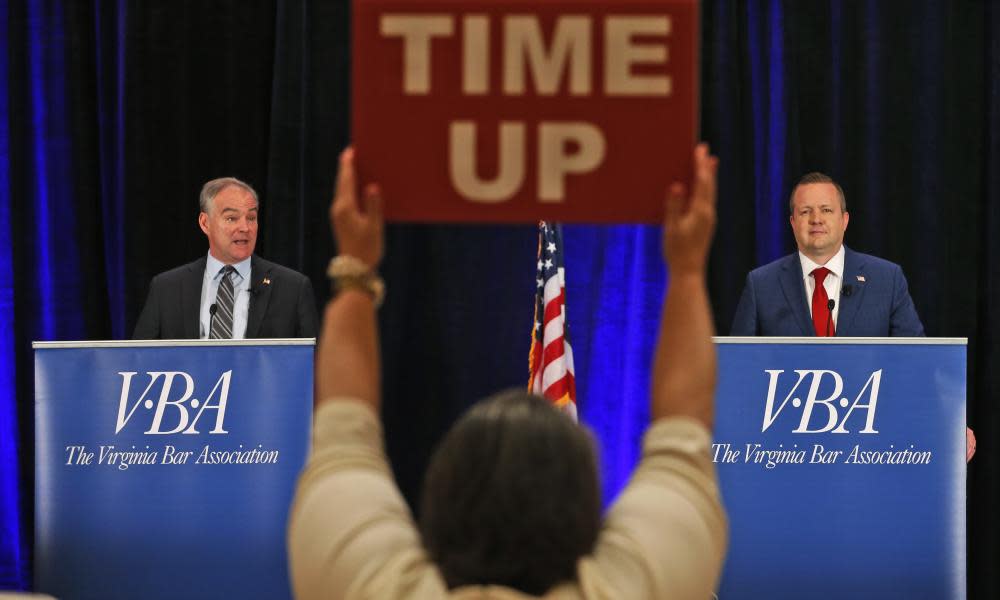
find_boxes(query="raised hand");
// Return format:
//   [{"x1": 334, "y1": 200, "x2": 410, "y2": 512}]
[
  {"x1": 663, "y1": 143, "x2": 719, "y2": 276},
  {"x1": 331, "y1": 147, "x2": 384, "y2": 268}
]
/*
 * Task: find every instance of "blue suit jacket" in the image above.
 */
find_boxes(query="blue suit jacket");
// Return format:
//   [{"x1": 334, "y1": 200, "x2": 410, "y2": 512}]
[{"x1": 730, "y1": 247, "x2": 924, "y2": 337}]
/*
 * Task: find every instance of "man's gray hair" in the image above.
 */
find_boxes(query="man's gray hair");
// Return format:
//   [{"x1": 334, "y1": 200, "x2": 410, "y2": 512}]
[
  {"x1": 789, "y1": 172, "x2": 847, "y2": 213},
  {"x1": 199, "y1": 177, "x2": 259, "y2": 214}
]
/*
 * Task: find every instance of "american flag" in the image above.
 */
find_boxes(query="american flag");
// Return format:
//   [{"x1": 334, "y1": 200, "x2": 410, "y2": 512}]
[{"x1": 528, "y1": 221, "x2": 577, "y2": 421}]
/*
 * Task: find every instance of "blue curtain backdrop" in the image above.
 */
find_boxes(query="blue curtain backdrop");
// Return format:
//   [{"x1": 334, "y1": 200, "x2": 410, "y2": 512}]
[
  {"x1": 0, "y1": 1, "x2": 18, "y2": 587},
  {"x1": 2, "y1": 1, "x2": 998, "y2": 596},
  {"x1": 565, "y1": 224, "x2": 665, "y2": 503}
]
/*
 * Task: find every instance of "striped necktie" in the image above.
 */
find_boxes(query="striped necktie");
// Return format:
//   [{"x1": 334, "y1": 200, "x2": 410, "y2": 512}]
[{"x1": 210, "y1": 265, "x2": 236, "y2": 339}]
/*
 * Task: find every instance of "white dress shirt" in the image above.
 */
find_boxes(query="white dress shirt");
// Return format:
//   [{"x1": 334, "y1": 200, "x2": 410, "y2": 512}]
[
  {"x1": 798, "y1": 244, "x2": 846, "y2": 327},
  {"x1": 199, "y1": 253, "x2": 252, "y2": 339}
]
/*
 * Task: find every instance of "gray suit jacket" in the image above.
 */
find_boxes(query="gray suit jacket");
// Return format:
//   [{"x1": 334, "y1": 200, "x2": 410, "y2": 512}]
[{"x1": 133, "y1": 255, "x2": 318, "y2": 339}]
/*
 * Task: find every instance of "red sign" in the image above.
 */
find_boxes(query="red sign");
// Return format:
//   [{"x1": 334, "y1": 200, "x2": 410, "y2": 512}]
[{"x1": 353, "y1": 0, "x2": 698, "y2": 223}]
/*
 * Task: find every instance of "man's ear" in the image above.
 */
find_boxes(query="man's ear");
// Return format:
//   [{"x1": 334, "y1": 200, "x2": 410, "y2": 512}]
[
  {"x1": 843, "y1": 211, "x2": 849, "y2": 229},
  {"x1": 198, "y1": 212, "x2": 210, "y2": 235}
]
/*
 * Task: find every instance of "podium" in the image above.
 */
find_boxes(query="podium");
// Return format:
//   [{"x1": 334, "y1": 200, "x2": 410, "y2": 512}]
[
  {"x1": 33, "y1": 340, "x2": 314, "y2": 600},
  {"x1": 714, "y1": 337, "x2": 966, "y2": 599}
]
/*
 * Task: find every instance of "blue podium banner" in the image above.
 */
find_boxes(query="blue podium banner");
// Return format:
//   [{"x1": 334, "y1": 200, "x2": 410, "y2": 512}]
[
  {"x1": 33, "y1": 340, "x2": 314, "y2": 600},
  {"x1": 715, "y1": 338, "x2": 966, "y2": 600}
]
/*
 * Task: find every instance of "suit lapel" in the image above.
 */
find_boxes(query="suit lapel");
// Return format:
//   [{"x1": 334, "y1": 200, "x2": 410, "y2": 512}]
[
  {"x1": 778, "y1": 255, "x2": 814, "y2": 336},
  {"x1": 836, "y1": 248, "x2": 866, "y2": 336},
  {"x1": 182, "y1": 257, "x2": 206, "y2": 339},
  {"x1": 245, "y1": 256, "x2": 273, "y2": 338}
]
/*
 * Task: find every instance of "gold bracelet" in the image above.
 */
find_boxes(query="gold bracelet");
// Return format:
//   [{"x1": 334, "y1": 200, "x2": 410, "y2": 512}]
[{"x1": 326, "y1": 255, "x2": 385, "y2": 307}]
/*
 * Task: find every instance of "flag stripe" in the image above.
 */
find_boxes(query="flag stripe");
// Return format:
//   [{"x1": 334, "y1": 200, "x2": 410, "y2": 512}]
[
  {"x1": 527, "y1": 221, "x2": 577, "y2": 420},
  {"x1": 544, "y1": 374, "x2": 572, "y2": 401}
]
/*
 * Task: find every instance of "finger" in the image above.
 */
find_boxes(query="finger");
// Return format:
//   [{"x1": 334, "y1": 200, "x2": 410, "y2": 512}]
[
  {"x1": 334, "y1": 146, "x2": 357, "y2": 211},
  {"x1": 692, "y1": 143, "x2": 718, "y2": 209},
  {"x1": 707, "y1": 155, "x2": 719, "y2": 203},
  {"x1": 363, "y1": 183, "x2": 384, "y2": 225},
  {"x1": 664, "y1": 182, "x2": 686, "y2": 228}
]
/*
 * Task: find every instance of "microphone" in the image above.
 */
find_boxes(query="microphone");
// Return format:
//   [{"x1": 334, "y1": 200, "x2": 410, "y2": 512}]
[
  {"x1": 826, "y1": 299, "x2": 836, "y2": 336},
  {"x1": 842, "y1": 284, "x2": 853, "y2": 297},
  {"x1": 209, "y1": 303, "x2": 217, "y2": 336}
]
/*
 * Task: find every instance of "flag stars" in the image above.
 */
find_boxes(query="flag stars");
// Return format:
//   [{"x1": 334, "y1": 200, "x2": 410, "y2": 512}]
[{"x1": 528, "y1": 222, "x2": 576, "y2": 419}]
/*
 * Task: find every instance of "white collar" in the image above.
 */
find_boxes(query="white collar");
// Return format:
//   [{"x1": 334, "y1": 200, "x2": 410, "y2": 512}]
[
  {"x1": 206, "y1": 253, "x2": 252, "y2": 281},
  {"x1": 798, "y1": 245, "x2": 845, "y2": 281}
]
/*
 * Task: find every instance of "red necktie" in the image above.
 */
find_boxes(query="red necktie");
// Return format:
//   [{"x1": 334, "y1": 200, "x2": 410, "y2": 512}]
[{"x1": 811, "y1": 267, "x2": 834, "y2": 336}]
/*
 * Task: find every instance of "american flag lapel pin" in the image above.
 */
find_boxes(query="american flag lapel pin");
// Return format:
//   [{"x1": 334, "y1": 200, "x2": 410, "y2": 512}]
[{"x1": 856, "y1": 275, "x2": 866, "y2": 282}]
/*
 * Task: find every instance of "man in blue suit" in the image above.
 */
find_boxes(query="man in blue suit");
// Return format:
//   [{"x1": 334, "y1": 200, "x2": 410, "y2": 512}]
[
  {"x1": 730, "y1": 172, "x2": 975, "y2": 460},
  {"x1": 731, "y1": 173, "x2": 923, "y2": 337}
]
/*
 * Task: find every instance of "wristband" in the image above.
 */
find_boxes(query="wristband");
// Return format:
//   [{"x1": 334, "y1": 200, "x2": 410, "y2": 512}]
[{"x1": 326, "y1": 255, "x2": 385, "y2": 307}]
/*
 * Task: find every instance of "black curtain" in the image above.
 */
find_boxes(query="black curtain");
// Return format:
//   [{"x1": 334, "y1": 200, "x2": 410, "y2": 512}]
[
  {"x1": 702, "y1": 3, "x2": 995, "y2": 593},
  {"x1": 3, "y1": 1, "x2": 997, "y2": 595}
]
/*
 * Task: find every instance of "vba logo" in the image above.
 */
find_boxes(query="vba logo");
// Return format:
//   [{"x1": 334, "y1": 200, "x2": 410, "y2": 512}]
[
  {"x1": 761, "y1": 369, "x2": 882, "y2": 434},
  {"x1": 115, "y1": 371, "x2": 233, "y2": 435}
]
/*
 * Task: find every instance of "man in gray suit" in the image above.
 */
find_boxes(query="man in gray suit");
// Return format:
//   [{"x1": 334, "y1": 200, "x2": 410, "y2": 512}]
[{"x1": 133, "y1": 177, "x2": 318, "y2": 340}]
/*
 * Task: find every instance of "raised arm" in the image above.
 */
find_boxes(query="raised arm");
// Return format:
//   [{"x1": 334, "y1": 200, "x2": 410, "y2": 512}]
[
  {"x1": 315, "y1": 147, "x2": 384, "y2": 411},
  {"x1": 651, "y1": 143, "x2": 719, "y2": 427}
]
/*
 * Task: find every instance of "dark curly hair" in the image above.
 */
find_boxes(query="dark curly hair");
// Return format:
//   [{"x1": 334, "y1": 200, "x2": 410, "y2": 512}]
[{"x1": 419, "y1": 390, "x2": 601, "y2": 595}]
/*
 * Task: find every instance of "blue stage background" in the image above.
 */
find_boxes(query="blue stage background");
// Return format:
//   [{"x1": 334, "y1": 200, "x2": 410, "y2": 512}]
[
  {"x1": 715, "y1": 339, "x2": 966, "y2": 599},
  {"x1": 33, "y1": 341, "x2": 312, "y2": 600},
  {"x1": 2, "y1": 1, "x2": 998, "y2": 595}
]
